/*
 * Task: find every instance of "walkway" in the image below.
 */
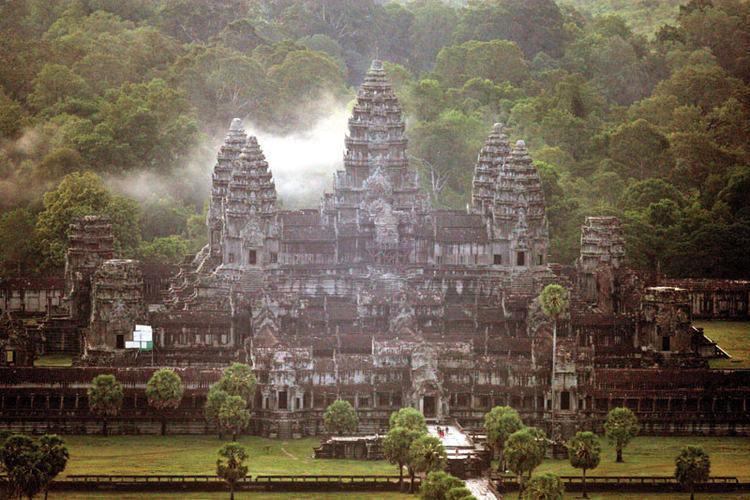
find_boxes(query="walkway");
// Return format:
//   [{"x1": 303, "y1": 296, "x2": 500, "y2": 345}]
[
  {"x1": 465, "y1": 478, "x2": 500, "y2": 500},
  {"x1": 427, "y1": 424, "x2": 472, "y2": 448}
]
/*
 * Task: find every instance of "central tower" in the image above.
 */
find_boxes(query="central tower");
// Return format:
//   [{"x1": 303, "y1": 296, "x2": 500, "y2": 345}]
[{"x1": 331, "y1": 60, "x2": 426, "y2": 224}]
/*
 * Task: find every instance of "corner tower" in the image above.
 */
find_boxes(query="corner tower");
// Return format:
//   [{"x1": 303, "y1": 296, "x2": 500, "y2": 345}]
[
  {"x1": 208, "y1": 118, "x2": 248, "y2": 257},
  {"x1": 471, "y1": 123, "x2": 510, "y2": 215},
  {"x1": 492, "y1": 140, "x2": 548, "y2": 267},
  {"x1": 207, "y1": 118, "x2": 278, "y2": 275}
]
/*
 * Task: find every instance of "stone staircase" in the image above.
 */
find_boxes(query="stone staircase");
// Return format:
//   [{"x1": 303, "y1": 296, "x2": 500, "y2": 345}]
[{"x1": 465, "y1": 478, "x2": 500, "y2": 500}]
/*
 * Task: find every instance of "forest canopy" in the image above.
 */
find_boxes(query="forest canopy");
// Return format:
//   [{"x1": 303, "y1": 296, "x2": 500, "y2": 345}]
[{"x1": 0, "y1": 0, "x2": 749, "y2": 279}]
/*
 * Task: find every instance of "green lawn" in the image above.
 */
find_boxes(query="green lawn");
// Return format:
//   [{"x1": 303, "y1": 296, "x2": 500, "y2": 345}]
[
  {"x1": 34, "y1": 354, "x2": 73, "y2": 367},
  {"x1": 60, "y1": 435, "x2": 750, "y2": 480},
  {"x1": 536, "y1": 436, "x2": 750, "y2": 481},
  {"x1": 62, "y1": 435, "x2": 395, "y2": 477},
  {"x1": 695, "y1": 321, "x2": 750, "y2": 369}
]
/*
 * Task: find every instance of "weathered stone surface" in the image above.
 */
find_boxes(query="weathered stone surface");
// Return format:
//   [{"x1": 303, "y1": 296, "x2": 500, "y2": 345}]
[
  {"x1": 1, "y1": 61, "x2": 748, "y2": 438},
  {"x1": 87, "y1": 259, "x2": 147, "y2": 353}
]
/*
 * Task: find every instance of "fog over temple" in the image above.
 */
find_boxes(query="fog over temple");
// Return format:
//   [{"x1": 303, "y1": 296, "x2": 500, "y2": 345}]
[{"x1": 1, "y1": 61, "x2": 749, "y2": 442}]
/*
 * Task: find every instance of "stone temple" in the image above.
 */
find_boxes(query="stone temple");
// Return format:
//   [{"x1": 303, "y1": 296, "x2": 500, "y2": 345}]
[{"x1": 1, "y1": 61, "x2": 749, "y2": 438}]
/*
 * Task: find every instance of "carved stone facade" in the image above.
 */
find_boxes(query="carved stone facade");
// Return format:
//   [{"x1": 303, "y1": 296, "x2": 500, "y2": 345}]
[
  {"x1": 0, "y1": 61, "x2": 748, "y2": 437},
  {"x1": 86, "y1": 259, "x2": 147, "y2": 354}
]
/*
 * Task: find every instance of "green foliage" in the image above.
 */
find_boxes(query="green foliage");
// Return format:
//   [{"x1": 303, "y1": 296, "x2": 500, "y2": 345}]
[
  {"x1": 454, "y1": 0, "x2": 566, "y2": 58},
  {"x1": 205, "y1": 385, "x2": 230, "y2": 431},
  {"x1": 145, "y1": 368, "x2": 184, "y2": 411},
  {"x1": 675, "y1": 445, "x2": 711, "y2": 496},
  {"x1": 35, "y1": 171, "x2": 142, "y2": 269},
  {"x1": 568, "y1": 432, "x2": 601, "y2": 471},
  {"x1": 218, "y1": 395, "x2": 251, "y2": 441},
  {"x1": 38, "y1": 434, "x2": 69, "y2": 495},
  {"x1": 539, "y1": 284, "x2": 569, "y2": 319},
  {"x1": 409, "y1": 435, "x2": 447, "y2": 476},
  {"x1": 87, "y1": 374, "x2": 124, "y2": 420},
  {"x1": 446, "y1": 486, "x2": 477, "y2": 500},
  {"x1": 484, "y1": 406, "x2": 523, "y2": 458},
  {"x1": 604, "y1": 407, "x2": 639, "y2": 462},
  {"x1": 383, "y1": 425, "x2": 424, "y2": 484},
  {"x1": 608, "y1": 119, "x2": 671, "y2": 180},
  {"x1": 567, "y1": 431, "x2": 601, "y2": 498},
  {"x1": 0, "y1": 88, "x2": 25, "y2": 138},
  {"x1": 1, "y1": 433, "x2": 69, "y2": 499},
  {"x1": 419, "y1": 470, "x2": 465, "y2": 500},
  {"x1": 28, "y1": 64, "x2": 91, "y2": 112},
  {"x1": 523, "y1": 473, "x2": 564, "y2": 500},
  {"x1": 139, "y1": 235, "x2": 189, "y2": 265},
  {"x1": 0, "y1": 208, "x2": 40, "y2": 276},
  {"x1": 389, "y1": 407, "x2": 428, "y2": 433},
  {"x1": 435, "y1": 39, "x2": 529, "y2": 88},
  {"x1": 323, "y1": 399, "x2": 359, "y2": 435},
  {"x1": 0, "y1": 0, "x2": 749, "y2": 280},
  {"x1": 214, "y1": 363, "x2": 257, "y2": 404},
  {"x1": 505, "y1": 427, "x2": 548, "y2": 481},
  {"x1": 205, "y1": 363, "x2": 257, "y2": 440},
  {"x1": 216, "y1": 441, "x2": 248, "y2": 499}
]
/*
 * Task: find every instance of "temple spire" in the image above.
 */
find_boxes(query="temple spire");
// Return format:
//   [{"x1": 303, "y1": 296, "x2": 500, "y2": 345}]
[
  {"x1": 493, "y1": 139, "x2": 548, "y2": 267},
  {"x1": 471, "y1": 123, "x2": 510, "y2": 215}
]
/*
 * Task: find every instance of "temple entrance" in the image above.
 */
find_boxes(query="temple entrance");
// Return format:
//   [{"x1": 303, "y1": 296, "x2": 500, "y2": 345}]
[{"x1": 422, "y1": 396, "x2": 437, "y2": 418}]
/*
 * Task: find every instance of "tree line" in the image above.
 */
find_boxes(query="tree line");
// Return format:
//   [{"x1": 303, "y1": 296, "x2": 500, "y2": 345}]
[{"x1": 1, "y1": 0, "x2": 749, "y2": 278}]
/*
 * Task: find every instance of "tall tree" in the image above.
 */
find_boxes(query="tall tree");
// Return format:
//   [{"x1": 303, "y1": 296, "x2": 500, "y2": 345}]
[
  {"x1": 567, "y1": 431, "x2": 601, "y2": 499},
  {"x1": 38, "y1": 435, "x2": 69, "y2": 500},
  {"x1": 205, "y1": 384, "x2": 230, "y2": 439},
  {"x1": 214, "y1": 363, "x2": 257, "y2": 405},
  {"x1": 383, "y1": 426, "x2": 424, "y2": 491},
  {"x1": 145, "y1": 368, "x2": 184, "y2": 436},
  {"x1": 323, "y1": 399, "x2": 358, "y2": 436},
  {"x1": 0, "y1": 209, "x2": 39, "y2": 276},
  {"x1": 505, "y1": 427, "x2": 548, "y2": 498},
  {"x1": 539, "y1": 284, "x2": 569, "y2": 411},
  {"x1": 603, "y1": 407, "x2": 639, "y2": 462},
  {"x1": 484, "y1": 406, "x2": 523, "y2": 471},
  {"x1": 675, "y1": 445, "x2": 711, "y2": 500},
  {"x1": 0, "y1": 434, "x2": 63, "y2": 500},
  {"x1": 87, "y1": 374, "x2": 124, "y2": 436},
  {"x1": 216, "y1": 442, "x2": 248, "y2": 500},
  {"x1": 218, "y1": 395, "x2": 251, "y2": 442},
  {"x1": 408, "y1": 435, "x2": 448, "y2": 491},
  {"x1": 389, "y1": 407, "x2": 428, "y2": 433}
]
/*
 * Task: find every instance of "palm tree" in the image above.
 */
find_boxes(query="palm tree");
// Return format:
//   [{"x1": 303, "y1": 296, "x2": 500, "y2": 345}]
[{"x1": 539, "y1": 284, "x2": 569, "y2": 411}]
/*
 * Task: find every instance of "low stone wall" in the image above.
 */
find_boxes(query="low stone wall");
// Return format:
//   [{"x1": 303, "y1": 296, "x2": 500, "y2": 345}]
[
  {"x1": 38, "y1": 475, "x2": 412, "y2": 493},
  {"x1": 494, "y1": 475, "x2": 745, "y2": 493}
]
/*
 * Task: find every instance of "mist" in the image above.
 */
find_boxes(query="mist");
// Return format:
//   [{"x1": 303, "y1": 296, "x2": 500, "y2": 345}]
[
  {"x1": 108, "y1": 103, "x2": 351, "y2": 211},
  {"x1": 246, "y1": 105, "x2": 349, "y2": 208}
]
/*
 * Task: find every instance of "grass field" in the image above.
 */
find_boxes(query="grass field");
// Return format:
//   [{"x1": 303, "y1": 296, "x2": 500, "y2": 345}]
[
  {"x1": 61, "y1": 435, "x2": 395, "y2": 477},
  {"x1": 59, "y1": 435, "x2": 750, "y2": 480},
  {"x1": 536, "y1": 435, "x2": 750, "y2": 481},
  {"x1": 34, "y1": 354, "x2": 73, "y2": 367},
  {"x1": 695, "y1": 321, "x2": 750, "y2": 369}
]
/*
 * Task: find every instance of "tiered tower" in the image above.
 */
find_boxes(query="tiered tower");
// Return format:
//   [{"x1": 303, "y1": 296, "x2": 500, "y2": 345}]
[
  {"x1": 577, "y1": 216, "x2": 626, "y2": 309},
  {"x1": 333, "y1": 59, "x2": 425, "y2": 221},
  {"x1": 221, "y1": 135, "x2": 277, "y2": 271},
  {"x1": 493, "y1": 140, "x2": 548, "y2": 267},
  {"x1": 208, "y1": 118, "x2": 248, "y2": 257},
  {"x1": 471, "y1": 123, "x2": 510, "y2": 215},
  {"x1": 87, "y1": 259, "x2": 146, "y2": 352},
  {"x1": 64, "y1": 216, "x2": 115, "y2": 324}
]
